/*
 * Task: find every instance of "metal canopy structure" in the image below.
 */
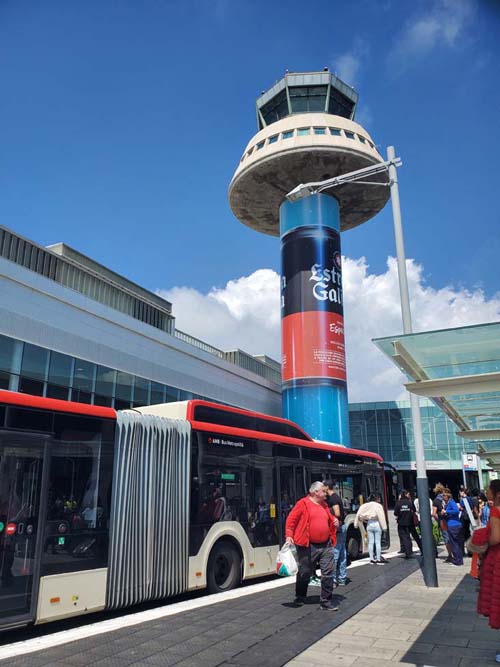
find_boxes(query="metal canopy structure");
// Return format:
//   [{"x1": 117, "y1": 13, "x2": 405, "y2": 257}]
[{"x1": 373, "y1": 322, "x2": 500, "y2": 469}]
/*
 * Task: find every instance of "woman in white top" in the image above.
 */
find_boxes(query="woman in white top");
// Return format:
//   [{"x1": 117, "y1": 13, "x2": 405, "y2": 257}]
[{"x1": 354, "y1": 493, "x2": 388, "y2": 564}]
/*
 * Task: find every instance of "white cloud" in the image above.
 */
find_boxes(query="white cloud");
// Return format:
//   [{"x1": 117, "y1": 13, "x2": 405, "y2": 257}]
[
  {"x1": 336, "y1": 53, "x2": 361, "y2": 87},
  {"x1": 333, "y1": 38, "x2": 369, "y2": 87},
  {"x1": 158, "y1": 256, "x2": 500, "y2": 403},
  {"x1": 158, "y1": 269, "x2": 280, "y2": 357},
  {"x1": 388, "y1": 0, "x2": 475, "y2": 66}
]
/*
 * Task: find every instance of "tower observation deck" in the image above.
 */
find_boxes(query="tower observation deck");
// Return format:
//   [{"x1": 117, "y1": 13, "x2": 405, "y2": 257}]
[
  {"x1": 229, "y1": 71, "x2": 391, "y2": 445},
  {"x1": 229, "y1": 71, "x2": 390, "y2": 237}
]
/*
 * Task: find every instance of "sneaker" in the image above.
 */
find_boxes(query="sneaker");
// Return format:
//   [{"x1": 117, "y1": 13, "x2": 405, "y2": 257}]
[
  {"x1": 377, "y1": 557, "x2": 388, "y2": 564},
  {"x1": 293, "y1": 596, "x2": 306, "y2": 606},
  {"x1": 337, "y1": 579, "x2": 349, "y2": 586},
  {"x1": 309, "y1": 576, "x2": 321, "y2": 587},
  {"x1": 370, "y1": 559, "x2": 377, "y2": 564},
  {"x1": 495, "y1": 651, "x2": 500, "y2": 663},
  {"x1": 320, "y1": 601, "x2": 339, "y2": 611}
]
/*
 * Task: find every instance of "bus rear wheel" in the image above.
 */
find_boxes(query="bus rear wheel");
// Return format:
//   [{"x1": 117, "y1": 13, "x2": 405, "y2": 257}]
[
  {"x1": 207, "y1": 541, "x2": 241, "y2": 593},
  {"x1": 347, "y1": 531, "x2": 361, "y2": 561}
]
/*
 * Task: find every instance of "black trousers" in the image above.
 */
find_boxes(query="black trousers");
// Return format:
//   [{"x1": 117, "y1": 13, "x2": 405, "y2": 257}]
[
  {"x1": 447, "y1": 524, "x2": 464, "y2": 565},
  {"x1": 398, "y1": 525, "x2": 422, "y2": 556},
  {"x1": 295, "y1": 542, "x2": 335, "y2": 602}
]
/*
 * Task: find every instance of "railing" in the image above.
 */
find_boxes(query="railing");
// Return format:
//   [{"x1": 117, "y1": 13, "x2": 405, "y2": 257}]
[
  {"x1": 174, "y1": 329, "x2": 225, "y2": 358},
  {"x1": 0, "y1": 226, "x2": 174, "y2": 334},
  {"x1": 174, "y1": 331, "x2": 281, "y2": 385}
]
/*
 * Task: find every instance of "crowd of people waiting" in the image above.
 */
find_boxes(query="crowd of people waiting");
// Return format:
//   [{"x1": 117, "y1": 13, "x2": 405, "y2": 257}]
[{"x1": 284, "y1": 477, "x2": 500, "y2": 663}]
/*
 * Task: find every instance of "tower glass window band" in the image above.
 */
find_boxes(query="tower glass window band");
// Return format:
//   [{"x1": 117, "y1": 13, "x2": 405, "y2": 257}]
[
  {"x1": 260, "y1": 89, "x2": 289, "y2": 126},
  {"x1": 289, "y1": 86, "x2": 327, "y2": 113},
  {"x1": 328, "y1": 88, "x2": 355, "y2": 119}
]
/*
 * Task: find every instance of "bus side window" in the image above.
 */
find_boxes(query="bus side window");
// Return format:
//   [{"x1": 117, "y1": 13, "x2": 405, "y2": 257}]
[
  {"x1": 42, "y1": 416, "x2": 114, "y2": 576},
  {"x1": 189, "y1": 431, "x2": 252, "y2": 556},
  {"x1": 251, "y1": 461, "x2": 278, "y2": 547},
  {"x1": 295, "y1": 465, "x2": 308, "y2": 500}
]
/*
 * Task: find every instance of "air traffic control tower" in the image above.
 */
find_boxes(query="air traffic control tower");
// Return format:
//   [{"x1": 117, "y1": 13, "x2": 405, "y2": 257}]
[{"x1": 229, "y1": 71, "x2": 390, "y2": 445}]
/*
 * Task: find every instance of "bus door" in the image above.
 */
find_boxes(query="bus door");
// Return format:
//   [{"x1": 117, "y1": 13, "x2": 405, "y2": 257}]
[
  {"x1": 0, "y1": 433, "x2": 47, "y2": 627},
  {"x1": 277, "y1": 463, "x2": 309, "y2": 543}
]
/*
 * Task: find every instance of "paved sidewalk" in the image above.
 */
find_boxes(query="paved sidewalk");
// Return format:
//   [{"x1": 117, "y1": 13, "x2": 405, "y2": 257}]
[
  {"x1": 0, "y1": 555, "x2": 417, "y2": 667},
  {"x1": 285, "y1": 557, "x2": 499, "y2": 667}
]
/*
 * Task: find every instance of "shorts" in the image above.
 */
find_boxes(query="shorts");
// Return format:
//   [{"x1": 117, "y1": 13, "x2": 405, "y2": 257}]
[{"x1": 441, "y1": 529, "x2": 450, "y2": 544}]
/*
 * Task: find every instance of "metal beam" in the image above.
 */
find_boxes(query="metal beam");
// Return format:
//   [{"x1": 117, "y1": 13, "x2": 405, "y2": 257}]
[
  {"x1": 479, "y1": 450, "x2": 500, "y2": 471},
  {"x1": 433, "y1": 397, "x2": 470, "y2": 432},
  {"x1": 457, "y1": 429, "x2": 500, "y2": 441},
  {"x1": 286, "y1": 157, "x2": 402, "y2": 201},
  {"x1": 405, "y1": 371, "x2": 500, "y2": 397},
  {"x1": 391, "y1": 341, "x2": 428, "y2": 382}
]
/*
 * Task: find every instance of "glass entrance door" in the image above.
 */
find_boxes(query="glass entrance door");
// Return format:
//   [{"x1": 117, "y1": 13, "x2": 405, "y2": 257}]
[{"x1": 0, "y1": 435, "x2": 45, "y2": 624}]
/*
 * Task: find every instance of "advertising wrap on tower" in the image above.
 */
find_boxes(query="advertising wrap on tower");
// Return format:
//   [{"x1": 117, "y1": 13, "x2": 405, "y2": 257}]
[{"x1": 281, "y1": 225, "x2": 346, "y2": 387}]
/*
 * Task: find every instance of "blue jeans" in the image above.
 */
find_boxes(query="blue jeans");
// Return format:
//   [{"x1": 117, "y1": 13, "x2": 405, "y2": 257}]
[
  {"x1": 333, "y1": 523, "x2": 347, "y2": 583},
  {"x1": 367, "y1": 520, "x2": 382, "y2": 561}
]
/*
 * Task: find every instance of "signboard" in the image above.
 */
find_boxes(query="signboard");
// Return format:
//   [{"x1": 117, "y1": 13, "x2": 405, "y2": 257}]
[
  {"x1": 281, "y1": 225, "x2": 346, "y2": 386},
  {"x1": 198, "y1": 432, "x2": 253, "y2": 455},
  {"x1": 462, "y1": 453, "x2": 479, "y2": 471},
  {"x1": 411, "y1": 461, "x2": 448, "y2": 470}
]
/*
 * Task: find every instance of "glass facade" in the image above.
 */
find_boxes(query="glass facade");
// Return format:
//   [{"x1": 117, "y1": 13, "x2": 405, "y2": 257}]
[
  {"x1": 260, "y1": 89, "x2": 289, "y2": 126},
  {"x1": 0, "y1": 333, "x2": 205, "y2": 409},
  {"x1": 289, "y1": 85, "x2": 328, "y2": 113},
  {"x1": 349, "y1": 400, "x2": 469, "y2": 468},
  {"x1": 328, "y1": 87, "x2": 355, "y2": 118},
  {"x1": 256, "y1": 72, "x2": 358, "y2": 130},
  {"x1": 1, "y1": 338, "x2": 476, "y2": 474}
]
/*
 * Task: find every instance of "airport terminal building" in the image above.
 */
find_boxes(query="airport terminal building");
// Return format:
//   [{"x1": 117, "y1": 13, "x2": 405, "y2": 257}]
[
  {"x1": 349, "y1": 399, "x2": 481, "y2": 499},
  {"x1": 0, "y1": 226, "x2": 281, "y2": 417},
  {"x1": 0, "y1": 225, "x2": 487, "y2": 494}
]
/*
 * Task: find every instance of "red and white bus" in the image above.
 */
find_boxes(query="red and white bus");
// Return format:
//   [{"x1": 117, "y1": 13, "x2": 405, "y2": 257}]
[{"x1": 0, "y1": 390, "x2": 387, "y2": 630}]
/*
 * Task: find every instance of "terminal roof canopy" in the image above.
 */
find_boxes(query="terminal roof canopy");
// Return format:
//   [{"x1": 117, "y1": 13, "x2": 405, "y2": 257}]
[
  {"x1": 373, "y1": 322, "x2": 500, "y2": 451},
  {"x1": 256, "y1": 71, "x2": 359, "y2": 129}
]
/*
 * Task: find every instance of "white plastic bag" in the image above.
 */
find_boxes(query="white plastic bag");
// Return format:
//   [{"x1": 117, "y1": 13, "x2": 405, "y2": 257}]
[{"x1": 276, "y1": 542, "x2": 298, "y2": 577}]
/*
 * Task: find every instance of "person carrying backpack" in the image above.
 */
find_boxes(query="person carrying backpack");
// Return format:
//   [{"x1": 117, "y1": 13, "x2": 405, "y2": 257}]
[{"x1": 394, "y1": 490, "x2": 422, "y2": 558}]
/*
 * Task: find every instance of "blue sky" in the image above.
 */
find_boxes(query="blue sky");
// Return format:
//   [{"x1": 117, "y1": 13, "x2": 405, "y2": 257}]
[{"x1": 1, "y1": 1, "x2": 500, "y2": 400}]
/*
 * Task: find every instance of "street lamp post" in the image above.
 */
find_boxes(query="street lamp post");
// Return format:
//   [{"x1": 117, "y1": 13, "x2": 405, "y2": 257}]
[
  {"x1": 285, "y1": 146, "x2": 438, "y2": 587},
  {"x1": 387, "y1": 145, "x2": 438, "y2": 587}
]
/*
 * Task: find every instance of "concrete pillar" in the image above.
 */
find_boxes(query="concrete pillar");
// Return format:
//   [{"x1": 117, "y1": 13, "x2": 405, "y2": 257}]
[{"x1": 280, "y1": 194, "x2": 350, "y2": 444}]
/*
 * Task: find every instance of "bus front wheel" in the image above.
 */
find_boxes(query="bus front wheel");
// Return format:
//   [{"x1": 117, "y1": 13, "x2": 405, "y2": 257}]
[{"x1": 207, "y1": 541, "x2": 241, "y2": 593}]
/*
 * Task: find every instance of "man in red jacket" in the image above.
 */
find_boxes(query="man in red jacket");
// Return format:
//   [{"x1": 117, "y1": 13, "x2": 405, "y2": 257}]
[{"x1": 285, "y1": 481, "x2": 338, "y2": 611}]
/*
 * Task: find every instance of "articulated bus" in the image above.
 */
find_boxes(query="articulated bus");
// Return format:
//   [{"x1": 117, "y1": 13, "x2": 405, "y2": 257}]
[{"x1": 0, "y1": 390, "x2": 387, "y2": 630}]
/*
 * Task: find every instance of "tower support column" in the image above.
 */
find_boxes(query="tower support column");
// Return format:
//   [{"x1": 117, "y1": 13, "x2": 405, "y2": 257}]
[{"x1": 280, "y1": 194, "x2": 350, "y2": 444}]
